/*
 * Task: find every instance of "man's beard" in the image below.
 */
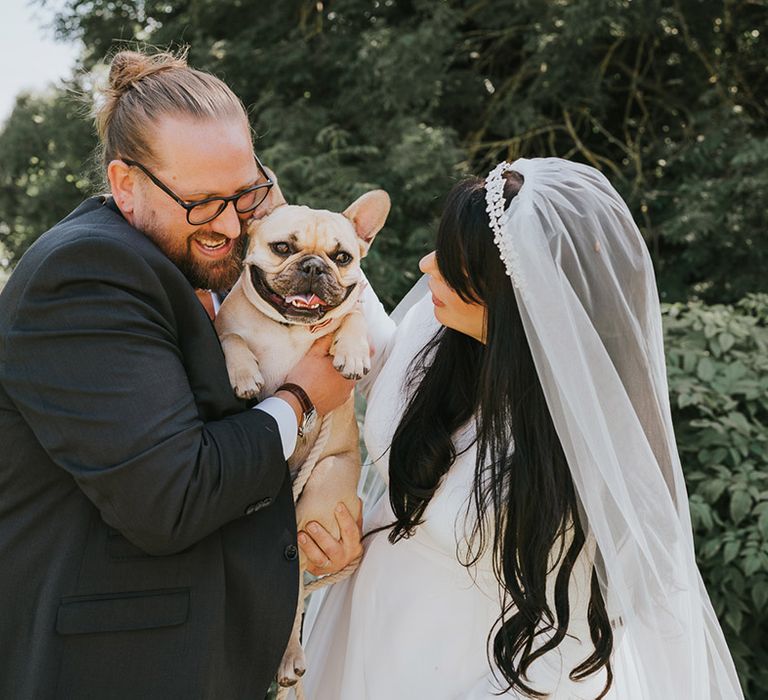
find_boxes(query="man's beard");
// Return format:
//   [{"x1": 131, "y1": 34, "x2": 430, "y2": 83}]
[{"x1": 138, "y1": 214, "x2": 247, "y2": 291}]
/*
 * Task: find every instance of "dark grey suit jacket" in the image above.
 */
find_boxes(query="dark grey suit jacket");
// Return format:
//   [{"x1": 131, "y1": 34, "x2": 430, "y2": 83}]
[{"x1": 0, "y1": 197, "x2": 299, "y2": 699}]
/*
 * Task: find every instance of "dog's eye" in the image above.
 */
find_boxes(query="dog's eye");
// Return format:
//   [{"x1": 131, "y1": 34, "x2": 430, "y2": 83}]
[
  {"x1": 270, "y1": 242, "x2": 291, "y2": 256},
  {"x1": 333, "y1": 251, "x2": 353, "y2": 266}
]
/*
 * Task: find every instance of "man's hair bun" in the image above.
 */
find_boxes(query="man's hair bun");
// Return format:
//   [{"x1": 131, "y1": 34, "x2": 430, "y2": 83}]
[
  {"x1": 108, "y1": 49, "x2": 188, "y2": 94},
  {"x1": 93, "y1": 46, "x2": 246, "y2": 175}
]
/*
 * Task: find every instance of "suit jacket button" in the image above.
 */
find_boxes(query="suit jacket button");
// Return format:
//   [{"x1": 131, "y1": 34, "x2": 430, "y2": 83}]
[{"x1": 284, "y1": 544, "x2": 298, "y2": 561}]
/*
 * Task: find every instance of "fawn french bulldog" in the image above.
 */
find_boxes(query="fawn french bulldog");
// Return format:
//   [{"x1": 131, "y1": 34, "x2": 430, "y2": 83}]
[{"x1": 214, "y1": 179, "x2": 390, "y2": 687}]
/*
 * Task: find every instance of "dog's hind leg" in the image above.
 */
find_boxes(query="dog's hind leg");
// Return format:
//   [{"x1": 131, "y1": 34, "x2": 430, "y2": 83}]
[{"x1": 277, "y1": 575, "x2": 307, "y2": 691}]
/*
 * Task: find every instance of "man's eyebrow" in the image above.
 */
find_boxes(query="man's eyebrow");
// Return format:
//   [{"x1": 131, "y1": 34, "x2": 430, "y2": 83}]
[{"x1": 182, "y1": 174, "x2": 265, "y2": 200}]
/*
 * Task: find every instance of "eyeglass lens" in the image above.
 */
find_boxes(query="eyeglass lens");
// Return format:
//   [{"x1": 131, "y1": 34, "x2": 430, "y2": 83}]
[{"x1": 187, "y1": 187, "x2": 270, "y2": 225}]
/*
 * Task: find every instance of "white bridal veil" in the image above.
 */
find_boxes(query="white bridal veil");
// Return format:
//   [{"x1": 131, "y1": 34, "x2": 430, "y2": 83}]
[
  {"x1": 307, "y1": 157, "x2": 744, "y2": 699},
  {"x1": 483, "y1": 157, "x2": 743, "y2": 698}
]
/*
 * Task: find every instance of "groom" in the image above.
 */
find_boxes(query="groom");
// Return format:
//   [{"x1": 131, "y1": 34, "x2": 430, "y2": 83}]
[{"x1": 0, "y1": 50, "x2": 361, "y2": 699}]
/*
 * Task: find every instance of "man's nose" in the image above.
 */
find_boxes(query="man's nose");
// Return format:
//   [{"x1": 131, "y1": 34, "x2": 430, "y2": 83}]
[{"x1": 210, "y1": 201, "x2": 242, "y2": 239}]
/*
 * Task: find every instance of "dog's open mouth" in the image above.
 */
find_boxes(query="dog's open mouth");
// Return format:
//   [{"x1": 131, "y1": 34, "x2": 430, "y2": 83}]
[
  {"x1": 248, "y1": 265, "x2": 355, "y2": 320},
  {"x1": 283, "y1": 292, "x2": 325, "y2": 310}
]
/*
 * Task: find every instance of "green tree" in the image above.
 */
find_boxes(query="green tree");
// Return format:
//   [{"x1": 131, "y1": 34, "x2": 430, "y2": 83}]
[
  {"x1": 0, "y1": 83, "x2": 96, "y2": 264},
  {"x1": 9, "y1": 0, "x2": 763, "y2": 304}
]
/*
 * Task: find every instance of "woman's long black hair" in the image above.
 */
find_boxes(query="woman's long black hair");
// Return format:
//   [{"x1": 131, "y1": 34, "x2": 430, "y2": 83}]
[{"x1": 387, "y1": 174, "x2": 613, "y2": 698}]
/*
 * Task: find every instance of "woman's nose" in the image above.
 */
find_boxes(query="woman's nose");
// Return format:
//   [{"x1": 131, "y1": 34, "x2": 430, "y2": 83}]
[{"x1": 419, "y1": 251, "x2": 436, "y2": 274}]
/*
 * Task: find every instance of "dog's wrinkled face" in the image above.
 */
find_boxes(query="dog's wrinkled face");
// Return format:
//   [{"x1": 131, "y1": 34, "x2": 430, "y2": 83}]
[{"x1": 243, "y1": 190, "x2": 389, "y2": 325}]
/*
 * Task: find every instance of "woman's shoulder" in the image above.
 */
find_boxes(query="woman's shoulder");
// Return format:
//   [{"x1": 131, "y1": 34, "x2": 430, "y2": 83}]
[
  {"x1": 380, "y1": 293, "x2": 440, "y2": 381},
  {"x1": 363, "y1": 292, "x2": 441, "y2": 450},
  {"x1": 396, "y1": 292, "x2": 440, "y2": 342}
]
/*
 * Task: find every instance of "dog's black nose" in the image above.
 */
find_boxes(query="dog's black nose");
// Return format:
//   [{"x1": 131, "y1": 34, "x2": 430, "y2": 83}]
[{"x1": 299, "y1": 256, "x2": 326, "y2": 278}]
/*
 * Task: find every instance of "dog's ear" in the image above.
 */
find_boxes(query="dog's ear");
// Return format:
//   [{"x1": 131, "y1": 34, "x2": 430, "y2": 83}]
[
  {"x1": 343, "y1": 190, "x2": 390, "y2": 256},
  {"x1": 249, "y1": 166, "x2": 287, "y2": 229}
]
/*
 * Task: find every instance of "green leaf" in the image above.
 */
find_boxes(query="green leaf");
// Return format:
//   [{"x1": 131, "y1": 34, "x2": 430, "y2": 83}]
[
  {"x1": 718, "y1": 332, "x2": 735, "y2": 353},
  {"x1": 700, "y1": 538, "x2": 722, "y2": 559},
  {"x1": 710, "y1": 447, "x2": 728, "y2": 464},
  {"x1": 697, "y1": 357, "x2": 716, "y2": 382},
  {"x1": 723, "y1": 540, "x2": 741, "y2": 564},
  {"x1": 759, "y1": 509, "x2": 768, "y2": 539},
  {"x1": 752, "y1": 580, "x2": 768, "y2": 611},
  {"x1": 682, "y1": 351, "x2": 698, "y2": 374},
  {"x1": 700, "y1": 479, "x2": 728, "y2": 502},
  {"x1": 725, "y1": 362, "x2": 748, "y2": 382},
  {"x1": 744, "y1": 554, "x2": 764, "y2": 577},
  {"x1": 724, "y1": 606, "x2": 743, "y2": 634},
  {"x1": 727, "y1": 411, "x2": 752, "y2": 436},
  {"x1": 729, "y1": 490, "x2": 752, "y2": 525},
  {"x1": 689, "y1": 498, "x2": 714, "y2": 531}
]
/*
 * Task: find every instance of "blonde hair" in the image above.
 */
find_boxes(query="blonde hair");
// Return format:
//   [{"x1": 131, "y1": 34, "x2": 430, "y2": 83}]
[{"x1": 94, "y1": 48, "x2": 248, "y2": 170}]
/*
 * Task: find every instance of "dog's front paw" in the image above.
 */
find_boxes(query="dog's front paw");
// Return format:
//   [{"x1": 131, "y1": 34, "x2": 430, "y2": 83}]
[
  {"x1": 331, "y1": 336, "x2": 370, "y2": 380},
  {"x1": 277, "y1": 644, "x2": 306, "y2": 687},
  {"x1": 228, "y1": 364, "x2": 265, "y2": 400}
]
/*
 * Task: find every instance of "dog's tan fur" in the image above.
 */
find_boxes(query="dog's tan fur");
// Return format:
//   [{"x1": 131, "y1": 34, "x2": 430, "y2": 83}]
[{"x1": 215, "y1": 180, "x2": 389, "y2": 687}]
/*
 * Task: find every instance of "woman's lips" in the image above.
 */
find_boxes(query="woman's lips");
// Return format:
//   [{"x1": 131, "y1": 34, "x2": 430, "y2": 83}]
[
  {"x1": 428, "y1": 281, "x2": 445, "y2": 308},
  {"x1": 431, "y1": 293, "x2": 445, "y2": 308}
]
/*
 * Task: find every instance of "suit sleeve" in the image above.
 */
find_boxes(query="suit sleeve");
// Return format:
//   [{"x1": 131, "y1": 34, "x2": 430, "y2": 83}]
[{"x1": 2, "y1": 236, "x2": 287, "y2": 555}]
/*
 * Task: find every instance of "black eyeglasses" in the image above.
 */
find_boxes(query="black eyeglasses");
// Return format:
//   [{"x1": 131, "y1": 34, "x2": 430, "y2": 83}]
[{"x1": 122, "y1": 155, "x2": 274, "y2": 225}]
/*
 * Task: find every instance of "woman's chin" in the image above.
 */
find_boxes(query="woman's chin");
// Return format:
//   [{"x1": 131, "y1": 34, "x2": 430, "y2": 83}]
[
  {"x1": 433, "y1": 310, "x2": 484, "y2": 343},
  {"x1": 431, "y1": 304, "x2": 447, "y2": 324},
  {"x1": 432, "y1": 307, "x2": 460, "y2": 334}
]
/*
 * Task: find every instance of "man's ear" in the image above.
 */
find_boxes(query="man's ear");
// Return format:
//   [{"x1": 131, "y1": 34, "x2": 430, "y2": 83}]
[
  {"x1": 250, "y1": 166, "x2": 287, "y2": 224},
  {"x1": 107, "y1": 160, "x2": 138, "y2": 223},
  {"x1": 343, "y1": 190, "x2": 390, "y2": 257}
]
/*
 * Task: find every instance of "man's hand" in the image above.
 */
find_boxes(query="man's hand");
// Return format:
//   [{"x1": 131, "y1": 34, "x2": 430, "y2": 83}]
[
  {"x1": 285, "y1": 335, "x2": 355, "y2": 416},
  {"x1": 297, "y1": 501, "x2": 363, "y2": 577}
]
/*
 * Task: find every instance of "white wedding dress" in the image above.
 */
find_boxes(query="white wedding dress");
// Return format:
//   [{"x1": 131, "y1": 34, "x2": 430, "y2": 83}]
[
  {"x1": 303, "y1": 293, "x2": 620, "y2": 699},
  {"x1": 301, "y1": 158, "x2": 745, "y2": 699}
]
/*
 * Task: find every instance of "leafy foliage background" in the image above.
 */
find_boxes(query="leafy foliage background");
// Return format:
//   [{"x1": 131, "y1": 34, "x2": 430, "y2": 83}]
[
  {"x1": 665, "y1": 294, "x2": 768, "y2": 696},
  {"x1": 0, "y1": 1, "x2": 766, "y2": 696}
]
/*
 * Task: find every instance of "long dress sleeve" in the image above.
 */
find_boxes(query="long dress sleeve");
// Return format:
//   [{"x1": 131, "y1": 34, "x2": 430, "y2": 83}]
[{"x1": 356, "y1": 272, "x2": 397, "y2": 399}]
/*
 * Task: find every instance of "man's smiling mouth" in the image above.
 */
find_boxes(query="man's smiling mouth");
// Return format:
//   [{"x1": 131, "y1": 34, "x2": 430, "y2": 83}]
[{"x1": 194, "y1": 234, "x2": 230, "y2": 251}]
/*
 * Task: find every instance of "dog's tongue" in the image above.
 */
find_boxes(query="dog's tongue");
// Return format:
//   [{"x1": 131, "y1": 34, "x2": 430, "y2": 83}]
[{"x1": 285, "y1": 293, "x2": 324, "y2": 308}]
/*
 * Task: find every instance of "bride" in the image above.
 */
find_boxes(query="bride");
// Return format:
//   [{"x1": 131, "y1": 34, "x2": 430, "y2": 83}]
[{"x1": 300, "y1": 158, "x2": 743, "y2": 699}]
